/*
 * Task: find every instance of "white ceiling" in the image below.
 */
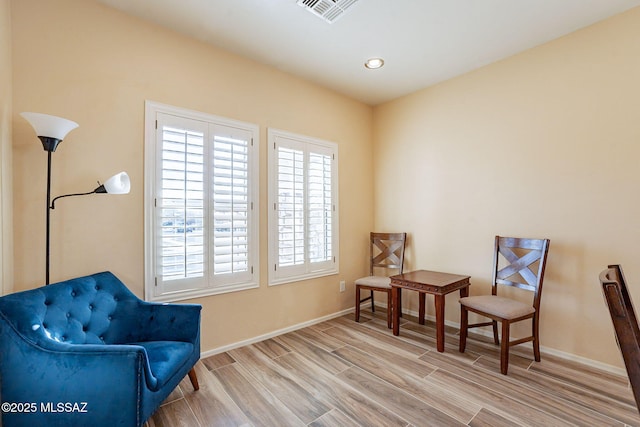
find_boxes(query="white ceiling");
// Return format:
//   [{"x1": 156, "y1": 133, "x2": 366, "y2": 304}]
[{"x1": 94, "y1": 0, "x2": 640, "y2": 105}]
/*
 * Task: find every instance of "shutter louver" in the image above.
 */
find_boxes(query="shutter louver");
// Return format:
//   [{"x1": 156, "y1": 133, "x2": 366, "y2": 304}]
[
  {"x1": 212, "y1": 135, "x2": 250, "y2": 275},
  {"x1": 277, "y1": 147, "x2": 305, "y2": 267},
  {"x1": 159, "y1": 126, "x2": 205, "y2": 281},
  {"x1": 308, "y1": 152, "x2": 332, "y2": 263}
]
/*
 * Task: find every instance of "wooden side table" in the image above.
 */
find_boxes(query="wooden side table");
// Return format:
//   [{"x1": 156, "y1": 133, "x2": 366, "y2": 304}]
[{"x1": 390, "y1": 270, "x2": 471, "y2": 352}]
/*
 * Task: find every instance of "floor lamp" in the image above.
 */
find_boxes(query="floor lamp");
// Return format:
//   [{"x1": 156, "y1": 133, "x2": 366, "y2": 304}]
[{"x1": 21, "y1": 112, "x2": 131, "y2": 285}]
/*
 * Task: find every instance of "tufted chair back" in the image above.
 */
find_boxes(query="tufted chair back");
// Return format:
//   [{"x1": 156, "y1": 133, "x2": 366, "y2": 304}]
[{"x1": 0, "y1": 271, "x2": 141, "y2": 347}]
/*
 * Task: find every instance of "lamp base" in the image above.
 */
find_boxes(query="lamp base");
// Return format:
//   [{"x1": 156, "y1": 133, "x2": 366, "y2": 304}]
[{"x1": 39, "y1": 136, "x2": 62, "y2": 152}]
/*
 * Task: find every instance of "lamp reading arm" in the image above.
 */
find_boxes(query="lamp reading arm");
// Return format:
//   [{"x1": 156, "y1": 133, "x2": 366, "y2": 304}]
[
  {"x1": 49, "y1": 172, "x2": 130, "y2": 209},
  {"x1": 50, "y1": 187, "x2": 101, "y2": 210}
]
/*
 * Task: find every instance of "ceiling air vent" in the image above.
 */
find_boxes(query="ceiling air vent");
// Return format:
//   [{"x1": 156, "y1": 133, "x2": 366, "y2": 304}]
[{"x1": 297, "y1": 0, "x2": 360, "y2": 24}]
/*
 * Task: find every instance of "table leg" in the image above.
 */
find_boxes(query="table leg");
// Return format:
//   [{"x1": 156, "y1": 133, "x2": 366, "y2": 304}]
[
  {"x1": 419, "y1": 293, "x2": 426, "y2": 325},
  {"x1": 392, "y1": 286, "x2": 400, "y2": 336},
  {"x1": 435, "y1": 294, "x2": 445, "y2": 352},
  {"x1": 460, "y1": 285, "x2": 469, "y2": 298},
  {"x1": 457, "y1": 285, "x2": 470, "y2": 351}
]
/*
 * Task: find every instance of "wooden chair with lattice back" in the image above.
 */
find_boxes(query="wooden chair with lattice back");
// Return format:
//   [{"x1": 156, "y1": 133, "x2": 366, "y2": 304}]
[
  {"x1": 459, "y1": 236, "x2": 550, "y2": 374},
  {"x1": 599, "y1": 264, "x2": 640, "y2": 414},
  {"x1": 354, "y1": 232, "x2": 407, "y2": 328}
]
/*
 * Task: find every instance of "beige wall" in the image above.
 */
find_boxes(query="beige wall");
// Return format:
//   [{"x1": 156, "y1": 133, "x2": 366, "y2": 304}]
[
  {"x1": 11, "y1": 0, "x2": 374, "y2": 352},
  {"x1": 0, "y1": 0, "x2": 13, "y2": 296},
  {"x1": 11, "y1": 0, "x2": 640, "y2": 369},
  {"x1": 373, "y1": 7, "x2": 640, "y2": 369}
]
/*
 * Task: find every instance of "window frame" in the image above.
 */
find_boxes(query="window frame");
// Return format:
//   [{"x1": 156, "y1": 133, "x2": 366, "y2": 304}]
[
  {"x1": 144, "y1": 101, "x2": 260, "y2": 302},
  {"x1": 267, "y1": 128, "x2": 339, "y2": 286}
]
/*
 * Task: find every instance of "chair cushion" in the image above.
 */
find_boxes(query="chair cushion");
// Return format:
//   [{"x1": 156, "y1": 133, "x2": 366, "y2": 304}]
[
  {"x1": 459, "y1": 295, "x2": 535, "y2": 320},
  {"x1": 355, "y1": 276, "x2": 391, "y2": 289},
  {"x1": 132, "y1": 341, "x2": 195, "y2": 389}
]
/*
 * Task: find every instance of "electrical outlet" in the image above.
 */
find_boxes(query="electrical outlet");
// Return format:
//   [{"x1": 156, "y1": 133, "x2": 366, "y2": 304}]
[{"x1": 339, "y1": 280, "x2": 346, "y2": 292}]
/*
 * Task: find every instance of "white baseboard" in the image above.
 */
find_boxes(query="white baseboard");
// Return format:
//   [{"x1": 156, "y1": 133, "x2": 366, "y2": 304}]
[
  {"x1": 376, "y1": 302, "x2": 627, "y2": 377},
  {"x1": 200, "y1": 302, "x2": 626, "y2": 378},
  {"x1": 200, "y1": 307, "x2": 354, "y2": 358}
]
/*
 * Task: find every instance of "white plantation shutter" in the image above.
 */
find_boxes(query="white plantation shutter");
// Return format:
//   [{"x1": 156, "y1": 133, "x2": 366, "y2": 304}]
[
  {"x1": 158, "y1": 121, "x2": 206, "y2": 290},
  {"x1": 307, "y1": 150, "x2": 333, "y2": 268},
  {"x1": 145, "y1": 102, "x2": 259, "y2": 302},
  {"x1": 277, "y1": 146, "x2": 305, "y2": 268},
  {"x1": 268, "y1": 129, "x2": 339, "y2": 285},
  {"x1": 210, "y1": 128, "x2": 253, "y2": 285}
]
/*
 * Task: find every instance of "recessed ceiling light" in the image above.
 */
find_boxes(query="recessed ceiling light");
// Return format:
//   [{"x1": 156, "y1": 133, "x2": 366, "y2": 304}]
[{"x1": 364, "y1": 58, "x2": 384, "y2": 69}]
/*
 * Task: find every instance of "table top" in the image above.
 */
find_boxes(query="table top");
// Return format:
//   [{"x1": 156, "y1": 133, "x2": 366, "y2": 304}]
[{"x1": 390, "y1": 269, "x2": 470, "y2": 294}]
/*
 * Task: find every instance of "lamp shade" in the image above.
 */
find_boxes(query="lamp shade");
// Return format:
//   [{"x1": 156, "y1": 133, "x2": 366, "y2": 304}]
[
  {"x1": 21, "y1": 112, "x2": 78, "y2": 141},
  {"x1": 102, "y1": 172, "x2": 131, "y2": 194}
]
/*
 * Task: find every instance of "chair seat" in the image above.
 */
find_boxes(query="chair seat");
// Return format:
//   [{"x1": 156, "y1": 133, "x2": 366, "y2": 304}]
[
  {"x1": 355, "y1": 275, "x2": 391, "y2": 289},
  {"x1": 133, "y1": 341, "x2": 195, "y2": 389},
  {"x1": 459, "y1": 295, "x2": 535, "y2": 320}
]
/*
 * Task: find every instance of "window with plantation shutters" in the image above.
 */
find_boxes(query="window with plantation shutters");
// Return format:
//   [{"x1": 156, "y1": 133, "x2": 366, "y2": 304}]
[
  {"x1": 144, "y1": 101, "x2": 259, "y2": 302},
  {"x1": 268, "y1": 129, "x2": 339, "y2": 285}
]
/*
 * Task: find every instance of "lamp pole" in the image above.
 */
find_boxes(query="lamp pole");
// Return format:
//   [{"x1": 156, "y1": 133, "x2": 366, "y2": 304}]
[
  {"x1": 46, "y1": 150, "x2": 53, "y2": 285},
  {"x1": 38, "y1": 136, "x2": 65, "y2": 285}
]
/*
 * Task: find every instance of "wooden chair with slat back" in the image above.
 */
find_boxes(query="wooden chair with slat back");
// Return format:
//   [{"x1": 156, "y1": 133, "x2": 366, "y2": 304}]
[
  {"x1": 459, "y1": 236, "x2": 550, "y2": 374},
  {"x1": 599, "y1": 264, "x2": 640, "y2": 413},
  {"x1": 354, "y1": 232, "x2": 407, "y2": 328}
]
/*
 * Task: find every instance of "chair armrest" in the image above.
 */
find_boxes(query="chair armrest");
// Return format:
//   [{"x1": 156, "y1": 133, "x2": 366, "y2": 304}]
[
  {"x1": 0, "y1": 326, "x2": 149, "y2": 426},
  {"x1": 35, "y1": 340, "x2": 167, "y2": 392},
  {"x1": 112, "y1": 301, "x2": 201, "y2": 344},
  {"x1": 37, "y1": 339, "x2": 148, "y2": 355}
]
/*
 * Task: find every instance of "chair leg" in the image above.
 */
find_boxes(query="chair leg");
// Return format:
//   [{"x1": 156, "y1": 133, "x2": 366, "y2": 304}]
[
  {"x1": 370, "y1": 290, "x2": 375, "y2": 312},
  {"x1": 386, "y1": 289, "x2": 392, "y2": 329},
  {"x1": 355, "y1": 285, "x2": 361, "y2": 322},
  {"x1": 500, "y1": 321, "x2": 510, "y2": 375},
  {"x1": 492, "y1": 320, "x2": 499, "y2": 345},
  {"x1": 533, "y1": 314, "x2": 541, "y2": 362},
  {"x1": 188, "y1": 367, "x2": 199, "y2": 391},
  {"x1": 459, "y1": 306, "x2": 468, "y2": 353}
]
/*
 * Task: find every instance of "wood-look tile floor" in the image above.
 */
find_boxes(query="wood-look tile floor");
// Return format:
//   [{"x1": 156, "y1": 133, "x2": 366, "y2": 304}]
[{"x1": 146, "y1": 311, "x2": 640, "y2": 426}]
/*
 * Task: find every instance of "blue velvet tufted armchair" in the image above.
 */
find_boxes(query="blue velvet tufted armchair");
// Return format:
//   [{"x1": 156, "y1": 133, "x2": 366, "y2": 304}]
[{"x1": 0, "y1": 271, "x2": 201, "y2": 427}]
